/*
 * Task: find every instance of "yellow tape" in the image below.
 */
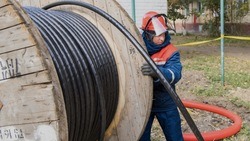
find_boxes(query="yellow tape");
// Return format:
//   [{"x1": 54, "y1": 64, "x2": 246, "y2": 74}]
[
  {"x1": 225, "y1": 36, "x2": 250, "y2": 40},
  {"x1": 176, "y1": 37, "x2": 221, "y2": 46},
  {"x1": 175, "y1": 35, "x2": 250, "y2": 47}
]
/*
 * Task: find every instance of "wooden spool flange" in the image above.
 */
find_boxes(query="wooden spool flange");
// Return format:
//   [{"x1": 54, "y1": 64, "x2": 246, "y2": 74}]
[{"x1": 0, "y1": 0, "x2": 152, "y2": 140}]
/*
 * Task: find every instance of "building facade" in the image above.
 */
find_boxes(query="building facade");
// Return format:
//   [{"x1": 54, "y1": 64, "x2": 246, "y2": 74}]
[
  {"x1": 116, "y1": 0, "x2": 250, "y2": 35},
  {"x1": 116, "y1": 0, "x2": 167, "y2": 29}
]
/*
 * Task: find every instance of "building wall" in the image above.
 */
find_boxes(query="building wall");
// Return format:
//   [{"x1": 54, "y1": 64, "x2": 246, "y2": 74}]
[
  {"x1": 116, "y1": 0, "x2": 167, "y2": 28},
  {"x1": 173, "y1": 2, "x2": 213, "y2": 34}
]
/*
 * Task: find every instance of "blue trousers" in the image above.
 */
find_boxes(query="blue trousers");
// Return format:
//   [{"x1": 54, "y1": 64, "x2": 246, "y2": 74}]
[{"x1": 139, "y1": 108, "x2": 184, "y2": 141}]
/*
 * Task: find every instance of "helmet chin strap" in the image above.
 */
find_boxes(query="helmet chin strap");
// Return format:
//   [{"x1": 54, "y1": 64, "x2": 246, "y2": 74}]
[{"x1": 144, "y1": 31, "x2": 155, "y2": 41}]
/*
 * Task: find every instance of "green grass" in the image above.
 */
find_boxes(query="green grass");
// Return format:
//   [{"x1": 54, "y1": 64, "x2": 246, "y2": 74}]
[
  {"x1": 184, "y1": 56, "x2": 224, "y2": 96},
  {"x1": 230, "y1": 97, "x2": 250, "y2": 109},
  {"x1": 223, "y1": 123, "x2": 250, "y2": 141},
  {"x1": 172, "y1": 35, "x2": 250, "y2": 140},
  {"x1": 192, "y1": 83, "x2": 226, "y2": 96},
  {"x1": 226, "y1": 72, "x2": 250, "y2": 88},
  {"x1": 183, "y1": 55, "x2": 250, "y2": 96},
  {"x1": 150, "y1": 35, "x2": 250, "y2": 140}
]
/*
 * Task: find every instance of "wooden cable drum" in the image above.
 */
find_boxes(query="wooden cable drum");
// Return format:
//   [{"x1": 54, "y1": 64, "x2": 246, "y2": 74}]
[{"x1": 0, "y1": 0, "x2": 152, "y2": 141}]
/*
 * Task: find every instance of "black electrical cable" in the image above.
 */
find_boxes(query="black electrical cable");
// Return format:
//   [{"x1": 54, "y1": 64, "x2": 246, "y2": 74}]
[
  {"x1": 24, "y1": 7, "x2": 119, "y2": 141},
  {"x1": 42, "y1": 1, "x2": 205, "y2": 141},
  {"x1": 25, "y1": 8, "x2": 89, "y2": 141}
]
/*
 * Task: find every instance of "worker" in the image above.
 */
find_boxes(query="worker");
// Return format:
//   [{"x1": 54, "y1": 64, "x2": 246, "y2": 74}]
[{"x1": 140, "y1": 11, "x2": 184, "y2": 141}]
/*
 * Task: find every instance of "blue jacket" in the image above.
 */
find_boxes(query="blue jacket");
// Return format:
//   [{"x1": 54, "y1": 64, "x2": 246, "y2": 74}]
[
  {"x1": 152, "y1": 50, "x2": 182, "y2": 112},
  {"x1": 142, "y1": 32, "x2": 182, "y2": 112}
]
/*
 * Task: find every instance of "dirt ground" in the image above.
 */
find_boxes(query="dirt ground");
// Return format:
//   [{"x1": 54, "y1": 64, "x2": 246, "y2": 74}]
[{"x1": 150, "y1": 40, "x2": 250, "y2": 141}]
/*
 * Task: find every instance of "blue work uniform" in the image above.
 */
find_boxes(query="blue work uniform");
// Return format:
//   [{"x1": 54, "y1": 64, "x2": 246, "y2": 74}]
[{"x1": 139, "y1": 32, "x2": 183, "y2": 141}]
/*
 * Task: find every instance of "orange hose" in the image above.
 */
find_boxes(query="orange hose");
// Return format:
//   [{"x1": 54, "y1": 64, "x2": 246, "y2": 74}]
[{"x1": 182, "y1": 100, "x2": 242, "y2": 141}]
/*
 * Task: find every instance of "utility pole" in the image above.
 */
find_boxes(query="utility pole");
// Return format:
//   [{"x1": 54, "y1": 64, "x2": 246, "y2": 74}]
[
  {"x1": 220, "y1": 0, "x2": 225, "y2": 85},
  {"x1": 131, "y1": 0, "x2": 136, "y2": 22}
]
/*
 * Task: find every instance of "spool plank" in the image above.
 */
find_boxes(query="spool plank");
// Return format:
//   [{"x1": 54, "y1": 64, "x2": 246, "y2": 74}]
[
  {"x1": 0, "y1": 24, "x2": 36, "y2": 54},
  {"x1": 0, "y1": 0, "x2": 67, "y2": 141},
  {"x1": 0, "y1": 47, "x2": 45, "y2": 80},
  {"x1": 0, "y1": 83, "x2": 57, "y2": 126},
  {"x1": 0, "y1": 0, "x2": 11, "y2": 8},
  {"x1": 0, "y1": 5, "x2": 23, "y2": 30},
  {"x1": 106, "y1": 1, "x2": 145, "y2": 140},
  {"x1": 4, "y1": 0, "x2": 153, "y2": 141}
]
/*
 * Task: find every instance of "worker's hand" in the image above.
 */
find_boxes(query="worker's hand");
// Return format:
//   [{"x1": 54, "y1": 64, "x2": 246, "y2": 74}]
[{"x1": 141, "y1": 64, "x2": 157, "y2": 78}]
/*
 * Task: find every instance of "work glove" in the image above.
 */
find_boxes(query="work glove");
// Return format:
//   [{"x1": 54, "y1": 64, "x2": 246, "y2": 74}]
[{"x1": 141, "y1": 64, "x2": 157, "y2": 79}]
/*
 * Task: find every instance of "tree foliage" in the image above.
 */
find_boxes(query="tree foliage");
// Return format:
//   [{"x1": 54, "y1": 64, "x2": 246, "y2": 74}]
[
  {"x1": 167, "y1": 0, "x2": 249, "y2": 36},
  {"x1": 200, "y1": 0, "x2": 221, "y2": 36},
  {"x1": 201, "y1": 0, "x2": 249, "y2": 36},
  {"x1": 167, "y1": 0, "x2": 196, "y2": 29}
]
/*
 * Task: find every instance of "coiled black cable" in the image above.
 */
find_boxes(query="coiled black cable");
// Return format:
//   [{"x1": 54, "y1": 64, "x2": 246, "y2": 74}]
[
  {"x1": 24, "y1": 7, "x2": 119, "y2": 141},
  {"x1": 42, "y1": 1, "x2": 204, "y2": 141}
]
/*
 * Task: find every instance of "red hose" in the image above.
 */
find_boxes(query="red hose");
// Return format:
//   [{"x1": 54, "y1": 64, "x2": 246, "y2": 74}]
[{"x1": 182, "y1": 100, "x2": 242, "y2": 141}]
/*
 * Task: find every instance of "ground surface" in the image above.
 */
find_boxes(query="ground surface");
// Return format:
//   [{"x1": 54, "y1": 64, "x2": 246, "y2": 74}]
[{"x1": 150, "y1": 36, "x2": 250, "y2": 141}]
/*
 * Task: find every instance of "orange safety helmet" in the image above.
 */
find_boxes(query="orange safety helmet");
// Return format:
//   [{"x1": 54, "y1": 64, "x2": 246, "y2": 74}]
[{"x1": 141, "y1": 11, "x2": 168, "y2": 36}]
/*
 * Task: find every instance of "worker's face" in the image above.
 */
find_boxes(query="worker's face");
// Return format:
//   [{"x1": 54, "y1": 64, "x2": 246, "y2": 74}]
[{"x1": 152, "y1": 32, "x2": 165, "y2": 45}]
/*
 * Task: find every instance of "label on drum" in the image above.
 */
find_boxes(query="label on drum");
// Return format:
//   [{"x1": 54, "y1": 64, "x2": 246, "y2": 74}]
[
  {"x1": 0, "y1": 126, "x2": 24, "y2": 140},
  {"x1": 0, "y1": 125, "x2": 58, "y2": 141},
  {"x1": 0, "y1": 57, "x2": 21, "y2": 80}
]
